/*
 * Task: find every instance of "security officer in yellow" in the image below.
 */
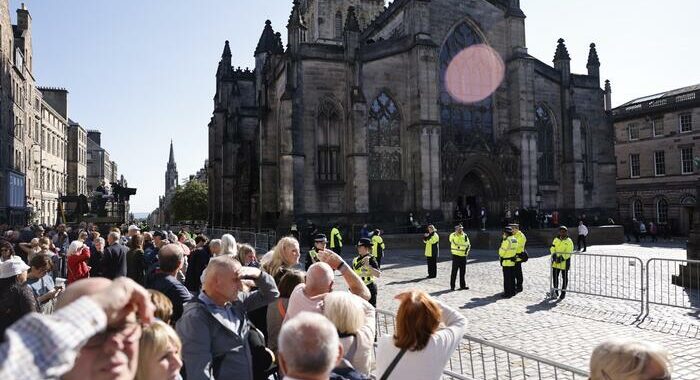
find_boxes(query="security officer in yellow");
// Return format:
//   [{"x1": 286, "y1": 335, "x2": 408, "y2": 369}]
[
  {"x1": 510, "y1": 224, "x2": 528, "y2": 293},
  {"x1": 352, "y1": 237, "x2": 381, "y2": 306},
  {"x1": 551, "y1": 226, "x2": 574, "y2": 300},
  {"x1": 448, "y1": 224, "x2": 470, "y2": 291},
  {"x1": 371, "y1": 229, "x2": 385, "y2": 268},
  {"x1": 423, "y1": 224, "x2": 439, "y2": 278},
  {"x1": 329, "y1": 223, "x2": 343, "y2": 254},
  {"x1": 498, "y1": 226, "x2": 519, "y2": 298},
  {"x1": 306, "y1": 233, "x2": 327, "y2": 270}
]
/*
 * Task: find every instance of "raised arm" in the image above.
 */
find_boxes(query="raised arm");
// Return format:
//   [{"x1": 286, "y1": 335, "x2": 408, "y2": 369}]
[{"x1": 318, "y1": 249, "x2": 370, "y2": 301}]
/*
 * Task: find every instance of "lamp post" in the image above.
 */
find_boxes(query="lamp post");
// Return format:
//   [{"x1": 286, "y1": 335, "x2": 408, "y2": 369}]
[{"x1": 536, "y1": 191, "x2": 543, "y2": 228}]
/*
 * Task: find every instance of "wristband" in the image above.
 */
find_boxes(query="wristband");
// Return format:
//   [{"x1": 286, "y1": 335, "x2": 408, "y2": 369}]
[{"x1": 336, "y1": 261, "x2": 346, "y2": 271}]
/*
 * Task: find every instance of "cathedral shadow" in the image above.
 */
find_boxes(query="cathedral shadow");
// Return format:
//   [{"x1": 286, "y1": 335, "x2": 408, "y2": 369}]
[{"x1": 460, "y1": 293, "x2": 502, "y2": 309}]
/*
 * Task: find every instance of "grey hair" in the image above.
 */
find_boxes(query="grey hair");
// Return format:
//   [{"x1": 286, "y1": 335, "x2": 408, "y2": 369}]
[
  {"x1": 108, "y1": 231, "x2": 121, "y2": 243},
  {"x1": 589, "y1": 340, "x2": 671, "y2": 380},
  {"x1": 95, "y1": 237, "x2": 106, "y2": 246},
  {"x1": 221, "y1": 234, "x2": 237, "y2": 257},
  {"x1": 209, "y1": 239, "x2": 222, "y2": 250},
  {"x1": 279, "y1": 312, "x2": 339, "y2": 376}
]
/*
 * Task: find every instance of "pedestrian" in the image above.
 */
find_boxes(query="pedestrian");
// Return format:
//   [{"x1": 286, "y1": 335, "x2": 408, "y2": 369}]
[
  {"x1": 360, "y1": 224, "x2": 369, "y2": 239},
  {"x1": 185, "y1": 235, "x2": 211, "y2": 294},
  {"x1": 577, "y1": 220, "x2": 589, "y2": 252},
  {"x1": 127, "y1": 233, "x2": 147, "y2": 285},
  {"x1": 511, "y1": 223, "x2": 528, "y2": 293},
  {"x1": 261, "y1": 236, "x2": 301, "y2": 284},
  {"x1": 448, "y1": 224, "x2": 470, "y2": 291},
  {"x1": 0, "y1": 257, "x2": 37, "y2": 337},
  {"x1": 101, "y1": 231, "x2": 128, "y2": 279},
  {"x1": 25, "y1": 253, "x2": 61, "y2": 314},
  {"x1": 322, "y1": 291, "x2": 375, "y2": 376},
  {"x1": 423, "y1": 224, "x2": 439, "y2": 278},
  {"x1": 277, "y1": 312, "x2": 342, "y2": 380},
  {"x1": 148, "y1": 244, "x2": 192, "y2": 324},
  {"x1": 551, "y1": 226, "x2": 574, "y2": 300},
  {"x1": 371, "y1": 228, "x2": 385, "y2": 268},
  {"x1": 66, "y1": 240, "x2": 91, "y2": 285},
  {"x1": 639, "y1": 220, "x2": 647, "y2": 242},
  {"x1": 480, "y1": 207, "x2": 487, "y2": 230},
  {"x1": 329, "y1": 223, "x2": 343, "y2": 254},
  {"x1": 649, "y1": 221, "x2": 658, "y2": 242},
  {"x1": 351, "y1": 237, "x2": 381, "y2": 307},
  {"x1": 266, "y1": 269, "x2": 305, "y2": 353},
  {"x1": 498, "y1": 226, "x2": 518, "y2": 298},
  {"x1": 306, "y1": 233, "x2": 327, "y2": 270},
  {"x1": 135, "y1": 320, "x2": 183, "y2": 380},
  {"x1": 589, "y1": 340, "x2": 671, "y2": 380}
]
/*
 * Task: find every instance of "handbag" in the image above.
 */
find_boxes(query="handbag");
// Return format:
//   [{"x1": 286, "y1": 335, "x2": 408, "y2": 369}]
[{"x1": 379, "y1": 348, "x2": 408, "y2": 380}]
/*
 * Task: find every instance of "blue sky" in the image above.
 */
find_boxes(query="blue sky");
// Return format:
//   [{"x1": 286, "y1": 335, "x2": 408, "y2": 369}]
[{"x1": 13, "y1": 0, "x2": 700, "y2": 213}]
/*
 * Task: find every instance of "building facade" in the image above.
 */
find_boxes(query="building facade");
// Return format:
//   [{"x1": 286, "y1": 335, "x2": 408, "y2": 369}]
[
  {"x1": 613, "y1": 84, "x2": 700, "y2": 235},
  {"x1": 67, "y1": 119, "x2": 88, "y2": 197},
  {"x1": 208, "y1": 0, "x2": 617, "y2": 229},
  {"x1": 86, "y1": 130, "x2": 112, "y2": 194}
]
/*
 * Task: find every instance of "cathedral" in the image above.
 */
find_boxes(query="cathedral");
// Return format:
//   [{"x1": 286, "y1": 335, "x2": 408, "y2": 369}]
[{"x1": 207, "y1": 0, "x2": 616, "y2": 229}]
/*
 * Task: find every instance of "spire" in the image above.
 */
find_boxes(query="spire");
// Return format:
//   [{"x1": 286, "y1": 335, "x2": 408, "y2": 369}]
[
  {"x1": 587, "y1": 43, "x2": 600, "y2": 67},
  {"x1": 344, "y1": 6, "x2": 360, "y2": 32},
  {"x1": 553, "y1": 38, "x2": 570, "y2": 62},
  {"x1": 216, "y1": 40, "x2": 234, "y2": 80},
  {"x1": 288, "y1": 0, "x2": 303, "y2": 28},
  {"x1": 255, "y1": 20, "x2": 279, "y2": 55},
  {"x1": 168, "y1": 139, "x2": 175, "y2": 166},
  {"x1": 221, "y1": 40, "x2": 232, "y2": 59},
  {"x1": 274, "y1": 32, "x2": 284, "y2": 54}
]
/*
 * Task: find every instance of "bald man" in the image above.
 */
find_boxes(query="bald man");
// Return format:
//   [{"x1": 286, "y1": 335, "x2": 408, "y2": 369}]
[
  {"x1": 176, "y1": 255, "x2": 279, "y2": 380},
  {"x1": 148, "y1": 243, "x2": 192, "y2": 323},
  {"x1": 0, "y1": 277, "x2": 154, "y2": 380},
  {"x1": 283, "y1": 249, "x2": 370, "y2": 322}
]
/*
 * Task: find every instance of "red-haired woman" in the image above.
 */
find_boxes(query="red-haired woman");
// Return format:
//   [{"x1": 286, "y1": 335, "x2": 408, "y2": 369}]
[{"x1": 375, "y1": 289, "x2": 467, "y2": 380}]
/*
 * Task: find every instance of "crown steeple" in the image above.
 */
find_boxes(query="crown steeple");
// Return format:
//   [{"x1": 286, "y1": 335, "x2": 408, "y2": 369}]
[{"x1": 165, "y1": 140, "x2": 178, "y2": 194}]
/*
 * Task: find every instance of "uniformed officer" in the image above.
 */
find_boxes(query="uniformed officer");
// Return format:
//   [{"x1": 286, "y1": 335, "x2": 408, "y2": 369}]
[
  {"x1": 510, "y1": 224, "x2": 528, "y2": 293},
  {"x1": 329, "y1": 223, "x2": 343, "y2": 254},
  {"x1": 448, "y1": 224, "x2": 470, "y2": 291},
  {"x1": 352, "y1": 237, "x2": 381, "y2": 306},
  {"x1": 551, "y1": 226, "x2": 574, "y2": 300},
  {"x1": 306, "y1": 233, "x2": 327, "y2": 270},
  {"x1": 498, "y1": 226, "x2": 518, "y2": 298},
  {"x1": 423, "y1": 224, "x2": 439, "y2": 278},
  {"x1": 370, "y1": 229, "x2": 385, "y2": 268}
]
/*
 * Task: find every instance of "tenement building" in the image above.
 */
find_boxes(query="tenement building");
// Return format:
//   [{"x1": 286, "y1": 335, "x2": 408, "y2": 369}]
[
  {"x1": 208, "y1": 0, "x2": 616, "y2": 229},
  {"x1": 37, "y1": 88, "x2": 69, "y2": 226},
  {"x1": 613, "y1": 84, "x2": 700, "y2": 235},
  {"x1": 67, "y1": 119, "x2": 88, "y2": 197}
]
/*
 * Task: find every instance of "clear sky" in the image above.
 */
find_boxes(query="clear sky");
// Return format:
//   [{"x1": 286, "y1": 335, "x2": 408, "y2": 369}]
[{"x1": 13, "y1": 0, "x2": 699, "y2": 213}]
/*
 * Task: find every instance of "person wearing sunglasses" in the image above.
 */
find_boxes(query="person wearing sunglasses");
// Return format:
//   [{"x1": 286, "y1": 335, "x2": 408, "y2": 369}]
[{"x1": 589, "y1": 340, "x2": 672, "y2": 380}]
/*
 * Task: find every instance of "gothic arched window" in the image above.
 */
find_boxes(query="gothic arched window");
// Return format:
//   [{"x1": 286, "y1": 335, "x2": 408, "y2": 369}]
[
  {"x1": 656, "y1": 198, "x2": 669, "y2": 223},
  {"x1": 439, "y1": 22, "x2": 494, "y2": 148},
  {"x1": 335, "y1": 11, "x2": 343, "y2": 39},
  {"x1": 368, "y1": 92, "x2": 401, "y2": 180},
  {"x1": 536, "y1": 105, "x2": 555, "y2": 182},
  {"x1": 317, "y1": 100, "x2": 342, "y2": 182},
  {"x1": 632, "y1": 199, "x2": 643, "y2": 220}
]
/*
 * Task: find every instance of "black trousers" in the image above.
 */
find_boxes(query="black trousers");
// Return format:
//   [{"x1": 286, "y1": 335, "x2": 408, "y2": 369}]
[
  {"x1": 577, "y1": 235, "x2": 587, "y2": 251},
  {"x1": 367, "y1": 282, "x2": 378, "y2": 307},
  {"x1": 552, "y1": 268, "x2": 569, "y2": 294},
  {"x1": 450, "y1": 255, "x2": 466, "y2": 289},
  {"x1": 502, "y1": 266, "x2": 516, "y2": 296},
  {"x1": 514, "y1": 262, "x2": 523, "y2": 292},
  {"x1": 376, "y1": 254, "x2": 383, "y2": 268},
  {"x1": 426, "y1": 255, "x2": 437, "y2": 278}
]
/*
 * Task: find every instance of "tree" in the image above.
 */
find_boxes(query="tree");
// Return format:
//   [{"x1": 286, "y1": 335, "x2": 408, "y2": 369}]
[{"x1": 169, "y1": 181, "x2": 208, "y2": 222}]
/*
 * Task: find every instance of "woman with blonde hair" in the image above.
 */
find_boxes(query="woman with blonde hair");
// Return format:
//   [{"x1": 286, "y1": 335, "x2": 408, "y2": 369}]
[
  {"x1": 237, "y1": 243, "x2": 259, "y2": 267},
  {"x1": 323, "y1": 291, "x2": 376, "y2": 376},
  {"x1": 589, "y1": 340, "x2": 671, "y2": 380},
  {"x1": 220, "y1": 233, "x2": 237, "y2": 257},
  {"x1": 375, "y1": 289, "x2": 467, "y2": 380},
  {"x1": 135, "y1": 320, "x2": 183, "y2": 380},
  {"x1": 261, "y1": 236, "x2": 301, "y2": 284}
]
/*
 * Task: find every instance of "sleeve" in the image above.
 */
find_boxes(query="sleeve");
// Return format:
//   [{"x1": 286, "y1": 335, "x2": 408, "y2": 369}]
[
  {"x1": 241, "y1": 272, "x2": 280, "y2": 312},
  {"x1": 177, "y1": 309, "x2": 214, "y2": 380},
  {"x1": 433, "y1": 300, "x2": 467, "y2": 354},
  {"x1": 369, "y1": 257, "x2": 379, "y2": 270},
  {"x1": 465, "y1": 236, "x2": 471, "y2": 252},
  {"x1": 78, "y1": 247, "x2": 91, "y2": 263},
  {"x1": 550, "y1": 239, "x2": 556, "y2": 254},
  {"x1": 19, "y1": 286, "x2": 38, "y2": 314},
  {"x1": 0, "y1": 297, "x2": 107, "y2": 380}
]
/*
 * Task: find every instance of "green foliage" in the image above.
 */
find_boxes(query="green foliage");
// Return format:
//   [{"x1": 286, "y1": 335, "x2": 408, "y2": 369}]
[{"x1": 170, "y1": 181, "x2": 208, "y2": 222}]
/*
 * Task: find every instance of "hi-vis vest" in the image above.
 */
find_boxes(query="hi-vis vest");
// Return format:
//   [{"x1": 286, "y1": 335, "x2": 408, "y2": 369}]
[
  {"x1": 498, "y1": 236, "x2": 518, "y2": 267},
  {"x1": 352, "y1": 255, "x2": 375, "y2": 285},
  {"x1": 514, "y1": 230, "x2": 527, "y2": 262},
  {"x1": 449, "y1": 232, "x2": 470, "y2": 257},
  {"x1": 308, "y1": 249, "x2": 319, "y2": 263},
  {"x1": 550, "y1": 237, "x2": 574, "y2": 270},
  {"x1": 371, "y1": 235, "x2": 385, "y2": 257},
  {"x1": 330, "y1": 227, "x2": 343, "y2": 248},
  {"x1": 424, "y1": 232, "x2": 439, "y2": 257}
]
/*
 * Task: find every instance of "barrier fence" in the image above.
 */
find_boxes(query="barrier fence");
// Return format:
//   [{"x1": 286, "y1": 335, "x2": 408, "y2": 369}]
[
  {"x1": 206, "y1": 226, "x2": 277, "y2": 253},
  {"x1": 375, "y1": 310, "x2": 589, "y2": 380},
  {"x1": 547, "y1": 252, "x2": 700, "y2": 321}
]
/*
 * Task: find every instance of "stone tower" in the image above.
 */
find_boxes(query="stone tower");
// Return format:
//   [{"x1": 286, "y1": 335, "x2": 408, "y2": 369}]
[{"x1": 165, "y1": 140, "x2": 178, "y2": 194}]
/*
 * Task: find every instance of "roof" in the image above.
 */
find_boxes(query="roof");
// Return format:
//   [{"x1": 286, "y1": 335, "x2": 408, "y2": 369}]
[{"x1": 618, "y1": 83, "x2": 700, "y2": 107}]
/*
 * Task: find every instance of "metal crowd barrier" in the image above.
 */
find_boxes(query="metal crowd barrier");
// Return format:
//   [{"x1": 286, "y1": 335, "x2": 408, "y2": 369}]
[
  {"x1": 375, "y1": 310, "x2": 589, "y2": 380},
  {"x1": 644, "y1": 258, "x2": 700, "y2": 319},
  {"x1": 548, "y1": 252, "x2": 645, "y2": 318},
  {"x1": 205, "y1": 226, "x2": 278, "y2": 253}
]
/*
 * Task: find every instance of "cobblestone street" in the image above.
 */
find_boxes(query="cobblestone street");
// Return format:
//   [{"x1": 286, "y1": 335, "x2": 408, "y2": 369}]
[{"x1": 346, "y1": 240, "x2": 700, "y2": 379}]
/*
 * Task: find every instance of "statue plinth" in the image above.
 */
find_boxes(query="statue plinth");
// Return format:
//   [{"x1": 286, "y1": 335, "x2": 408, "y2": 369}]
[{"x1": 672, "y1": 175, "x2": 700, "y2": 286}]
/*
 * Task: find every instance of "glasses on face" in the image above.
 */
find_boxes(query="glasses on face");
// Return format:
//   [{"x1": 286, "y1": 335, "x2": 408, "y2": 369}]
[{"x1": 83, "y1": 321, "x2": 142, "y2": 349}]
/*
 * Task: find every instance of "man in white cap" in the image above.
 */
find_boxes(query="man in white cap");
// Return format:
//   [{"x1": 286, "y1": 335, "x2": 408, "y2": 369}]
[{"x1": 0, "y1": 257, "x2": 37, "y2": 336}]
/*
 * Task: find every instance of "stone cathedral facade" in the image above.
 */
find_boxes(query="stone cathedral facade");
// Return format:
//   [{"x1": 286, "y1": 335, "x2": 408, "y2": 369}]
[{"x1": 207, "y1": 0, "x2": 616, "y2": 229}]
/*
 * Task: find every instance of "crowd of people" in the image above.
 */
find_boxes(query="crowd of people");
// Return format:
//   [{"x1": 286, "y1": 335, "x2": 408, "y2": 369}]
[{"x1": 0, "y1": 222, "x2": 675, "y2": 379}]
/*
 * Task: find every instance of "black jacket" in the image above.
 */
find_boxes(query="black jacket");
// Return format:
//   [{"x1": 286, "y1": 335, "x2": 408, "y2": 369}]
[
  {"x1": 102, "y1": 242, "x2": 128, "y2": 279},
  {"x1": 185, "y1": 245, "x2": 211, "y2": 292},
  {"x1": 148, "y1": 272, "x2": 192, "y2": 323}
]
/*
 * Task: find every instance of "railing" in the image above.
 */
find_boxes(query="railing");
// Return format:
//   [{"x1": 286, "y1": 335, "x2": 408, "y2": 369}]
[
  {"x1": 547, "y1": 252, "x2": 645, "y2": 318},
  {"x1": 206, "y1": 226, "x2": 277, "y2": 254},
  {"x1": 375, "y1": 310, "x2": 589, "y2": 380},
  {"x1": 645, "y1": 258, "x2": 700, "y2": 319}
]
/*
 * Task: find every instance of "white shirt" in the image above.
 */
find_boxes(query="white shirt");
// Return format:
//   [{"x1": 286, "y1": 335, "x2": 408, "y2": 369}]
[
  {"x1": 578, "y1": 224, "x2": 589, "y2": 236},
  {"x1": 375, "y1": 301, "x2": 467, "y2": 380}
]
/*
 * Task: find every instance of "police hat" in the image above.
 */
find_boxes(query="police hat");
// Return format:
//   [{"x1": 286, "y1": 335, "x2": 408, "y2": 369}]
[
  {"x1": 454, "y1": 224, "x2": 464, "y2": 229},
  {"x1": 508, "y1": 223, "x2": 519, "y2": 228},
  {"x1": 504, "y1": 226, "x2": 514, "y2": 233},
  {"x1": 357, "y1": 237, "x2": 373, "y2": 247},
  {"x1": 314, "y1": 233, "x2": 328, "y2": 243},
  {"x1": 559, "y1": 226, "x2": 568, "y2": 231}
]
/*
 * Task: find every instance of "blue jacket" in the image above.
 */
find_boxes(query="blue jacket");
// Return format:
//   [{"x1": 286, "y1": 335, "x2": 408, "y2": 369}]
[{"x1": 148, "y1": 272, "x2": 192, "y2": 323}]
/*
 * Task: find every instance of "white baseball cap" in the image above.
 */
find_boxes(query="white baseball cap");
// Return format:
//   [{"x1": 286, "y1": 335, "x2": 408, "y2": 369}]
[
  {"x1": 128, "y1": 224, "x2": 141, "y2": 231},
  {"x1": 0, "y1": 257, "x2": 30, "y2": 279}
]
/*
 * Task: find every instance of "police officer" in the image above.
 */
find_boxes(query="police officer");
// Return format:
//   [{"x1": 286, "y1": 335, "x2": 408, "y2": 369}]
[
  {"x1": 352, "y1": 237, "x2": 381, "y2": 306},
  {"x1": 498, "y1": 226, "x2": 518, "y2": 298},
  {"x1": 329, "y1": 223, "x2": 343, "y2": 254},
  {"x1": 423, "y1": 224, "x2": 439, "y2": 278},
  {"x1": 510, "y1": 224, "x2": 528, "y2": 293},
  {"x1": 370, "y1": 229, "x2": 385, "y2": 268},
  {"x1": 306, "y1": 233, "x2": 327, "y2": 270},
  {"x1": 551, "y1": 226, "x2": 574, "y2": 300},
  {"x1": 448, "y1": 224, "x2": 470, "y2": 291}
]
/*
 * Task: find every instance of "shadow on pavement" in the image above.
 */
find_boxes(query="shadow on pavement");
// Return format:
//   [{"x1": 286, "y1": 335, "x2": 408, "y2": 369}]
[
  {"x1": 429, "y1": 288, "x2": 458, "y2": 297},
  {"x1": 385, "y1": 277, "x2": 429, "y2": 286},
  {"x1": 525, "y1": 299, "x2": 560, "y2": 314},
  {"x1": 460, "y1": 293, "x2": 502, "y2": 309}
]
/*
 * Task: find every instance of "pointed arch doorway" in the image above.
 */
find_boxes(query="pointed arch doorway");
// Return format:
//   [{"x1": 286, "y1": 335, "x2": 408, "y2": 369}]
[{"x1": 454, "y1": 166, "x2": 505, "y2": 229}]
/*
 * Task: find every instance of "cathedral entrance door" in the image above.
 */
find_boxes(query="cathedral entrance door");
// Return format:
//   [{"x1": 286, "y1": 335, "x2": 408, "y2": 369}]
[{"x1": 457, "y1": 169, "x2": 503, "y2": 229}]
